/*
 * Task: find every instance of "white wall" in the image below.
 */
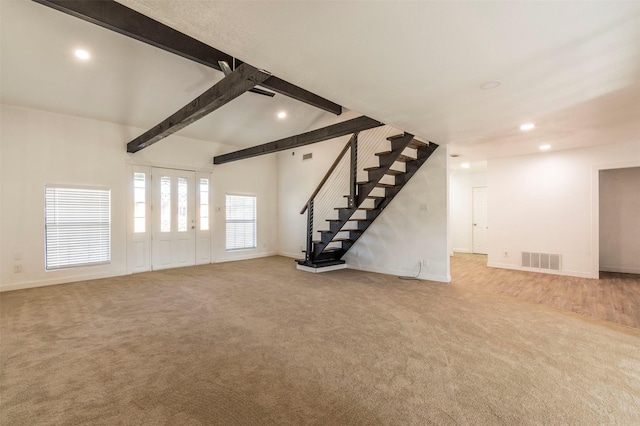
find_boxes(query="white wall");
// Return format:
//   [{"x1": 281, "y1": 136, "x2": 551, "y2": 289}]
[
  {"x1": 344, "y1": 145, "x2": 450, "y2": 282},
  {"x1": 599, "y1": 167, "x2": 640, "y2": 274},
  {"x1": 487, "y1": 140, "x2": 640, "y2": 278},
  {"x1": 450, "y1": 170, "x2": 487, "y2": 253},
  {"x1": 0, "y1": 105, "x2": 278, "y2": 291}
]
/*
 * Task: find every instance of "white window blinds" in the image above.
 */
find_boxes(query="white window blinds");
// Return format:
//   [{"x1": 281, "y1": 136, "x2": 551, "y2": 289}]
[
  {"x1": 45, "y1": 186, "x2": 111, "y2": 270},
  {"x1": 225, "y1": 195, "x2": 256, "y2": 251}
]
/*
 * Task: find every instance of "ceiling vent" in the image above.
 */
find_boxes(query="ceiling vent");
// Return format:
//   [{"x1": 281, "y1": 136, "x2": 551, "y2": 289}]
[
  {"x1": 450, "y1": 153, "x2": 461, "y2": 158},
  {"x1": 303, "y1": 153, "x2": 313, "y2": 161}
]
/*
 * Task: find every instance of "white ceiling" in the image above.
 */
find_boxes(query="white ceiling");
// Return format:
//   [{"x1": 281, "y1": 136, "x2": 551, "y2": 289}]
[{"x1": 2, "y1": 0, "x2": 640, "y2": 165}]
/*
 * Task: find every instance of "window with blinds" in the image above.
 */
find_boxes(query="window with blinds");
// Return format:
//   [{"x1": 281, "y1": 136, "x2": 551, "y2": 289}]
[
  {"x1": 45, "y1": 186, "x2": 111, "y2": 270},
  {"x1": 225, "y1": 194, "x2": 256, "y2": 251}
]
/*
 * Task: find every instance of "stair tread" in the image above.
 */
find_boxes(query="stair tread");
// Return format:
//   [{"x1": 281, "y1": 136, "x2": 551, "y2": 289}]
[
  {"x1": 334, "y1": 207, "x2": 376, "y2": 211},
  {"x1": 322, "y1": 247, "x2": 344, "y2": 253},
  {"x1": 408, "y1": 139, "x2": 428, "y2": 149},
  {"x1": 358, "y1": 181, "x2": 395, "y2": 188},
  {"x1": 317, "y1": 229, "x2": 363, "y2": 234},
  {"x1": 364, "y1": 166, "x2": 405, "y2": 176},
  {"x1": 327, "y1": 218, "x2": 370, "y2": 222},
  {"x1": 374, "y1": 152, "x2": 417, "y2": 162},
  {"x1": 386, "y1": 134, "x2": 407, "y2": 141},
  {"x1": 331, "y1": 238, "x2": 355, "y2": 243},
  {"x1": 343, "y1": 194, "x2": 384, "y2": 200}
]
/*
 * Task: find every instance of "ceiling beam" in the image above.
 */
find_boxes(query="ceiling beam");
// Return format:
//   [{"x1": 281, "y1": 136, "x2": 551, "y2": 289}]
[
  {"x1": 127, "y1": 63, "x2": 270, "y2": 153},
  {"x1": 32, "y1": 0, "x2": 342, "y2": 115},
  {"x1": 213, "y1": 116, "x2": 384, "y2": 164}
]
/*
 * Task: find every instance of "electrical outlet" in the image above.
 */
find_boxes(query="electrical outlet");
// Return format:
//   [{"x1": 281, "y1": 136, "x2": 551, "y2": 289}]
[
  {"x1": 13, "y1": 265, "x2": 22, "y2": 273},
  {"x1": 504, "y1": 251, "x2": 509, "y2": 258}
]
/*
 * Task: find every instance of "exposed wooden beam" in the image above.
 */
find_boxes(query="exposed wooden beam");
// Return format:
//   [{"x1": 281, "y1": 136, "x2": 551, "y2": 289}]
[
  {"x1": 32, "y1": 0, "x2": 342, "y2": 115},
  {"x1": 213, "y1": 116, "x2": 384, "y2": 164},
  {"x1": 127, "y1": 64, "x2": 269, "y2": 153}
]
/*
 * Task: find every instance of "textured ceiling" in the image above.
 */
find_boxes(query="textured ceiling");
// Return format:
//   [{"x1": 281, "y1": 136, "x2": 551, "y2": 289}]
[{"x1": 2, "y1": 0, "x2": 639, "y2": 164}]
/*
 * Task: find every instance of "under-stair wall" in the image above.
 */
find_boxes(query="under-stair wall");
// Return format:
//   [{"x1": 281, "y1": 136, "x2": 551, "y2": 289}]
[{"x1": 343, "y1": 143, "x2": 450, "y2": 282}]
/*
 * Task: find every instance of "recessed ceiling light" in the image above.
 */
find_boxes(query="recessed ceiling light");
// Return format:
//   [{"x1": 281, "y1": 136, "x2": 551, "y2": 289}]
[
  {"x1": 480, "y1": 80, "x2": 502, "y2": 90},
  {"x1": 520, "y1": 123, "x2": 535, "y2": 131},
  {"x1": 539, "y1": 144, "x2": 551, "y2": 151},
  {"x1": 277, "y1": 111, "x2": 287, "y2": 119},
  {"x1": 75, "y1": 49, "x2": 90, "y2": 60},
  {"x1": 461, "y1": 162, "x2": 470, "y2": 169}
]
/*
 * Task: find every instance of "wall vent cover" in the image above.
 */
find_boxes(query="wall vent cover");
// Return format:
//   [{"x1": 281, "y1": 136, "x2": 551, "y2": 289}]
[
  {"x1": 302, "y1": 153, "x2": 313, "y2": 160},
  {"x1": 522, "y1": 252, "x2": 561, "y2": 271}
]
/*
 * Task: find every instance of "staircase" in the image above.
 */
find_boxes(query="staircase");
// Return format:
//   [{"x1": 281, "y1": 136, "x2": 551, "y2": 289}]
[{"x1": 296, "y1": 131, "x2": 439, "y2": 269}]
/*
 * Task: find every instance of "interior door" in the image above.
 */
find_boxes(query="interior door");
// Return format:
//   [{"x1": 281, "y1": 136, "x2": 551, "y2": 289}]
[
  {"x1": 472, "y1": 186, "x2": 488, "y2": 255},
  {"x1": 151, "y1": 167, "x2": 196, "y2": 270}
]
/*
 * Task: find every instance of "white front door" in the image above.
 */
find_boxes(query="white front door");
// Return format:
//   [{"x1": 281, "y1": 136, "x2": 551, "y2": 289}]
[
  {"x1": 472, "y1": 186, "x2": 488, "y2": 255},
  {"x1": 151, "y1": 167, "x2": 196, "y2": 270}
]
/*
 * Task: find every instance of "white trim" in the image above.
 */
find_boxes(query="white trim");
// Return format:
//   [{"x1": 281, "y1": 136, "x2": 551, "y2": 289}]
[
  {"x1": 487, "y1": 261, "x2": 594, "y2": 279},
  {"x1": 213, "y1": 251, "x2": 278, "y2": 263},
  {"x1": 453, "y1": 248, "x2": 472, "y2": 253},
  {"x1": 0, "y1": 269, "x2": 128, "y2": 292},
  {"x1": 278, "y1": 251, "x2": 304, "y2": 259},
  {"x1": 600, "y1": 266, "x2": 640, "y2": 274},
  {"x1": 297, "y1": 263, "x2": 347, "y2": 273},
  {"x1": 346, "y1": 262, "x2": 451, "y2": 283}
]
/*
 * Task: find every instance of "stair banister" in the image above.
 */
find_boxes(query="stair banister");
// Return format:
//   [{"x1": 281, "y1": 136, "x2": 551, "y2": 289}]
[
  {"x1": 305, "y1": 199, "x2": 314, "y2": 262},
  {"x1": 300, "y1": 132, "x2": 359, "y2": 215},
  {"x1": 348, "y1": 134, "x2": 358, "y2": 208}
]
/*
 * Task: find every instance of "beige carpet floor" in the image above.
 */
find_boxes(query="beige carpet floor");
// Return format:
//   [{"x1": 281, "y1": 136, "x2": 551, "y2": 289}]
[{"x1": 1, "y1": 256, "x2": 639, "y2": 425}]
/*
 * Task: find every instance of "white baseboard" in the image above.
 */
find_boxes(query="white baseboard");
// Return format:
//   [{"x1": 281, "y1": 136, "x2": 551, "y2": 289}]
[
  {"x1": 487, "y1": 262, "x2": 595, "y2": 279},
  {"x1": 452, "y1": 248, "x2": 472, "y2": 253},
  {"x1": 278, "y1": 251, "x2": 304, "y2": 260},
  {"x1": 213, "y1": 251, "x2": 278, "y2": 263},
  {"x1": 346, "y1": 262, "x2": 451, "y2": 283},
  {"x1": 0, "y1": 269, "x2": 129, "y2": 292},
  {"x1": 599, "y1": 265, "x2": 640, "y2": 274}
]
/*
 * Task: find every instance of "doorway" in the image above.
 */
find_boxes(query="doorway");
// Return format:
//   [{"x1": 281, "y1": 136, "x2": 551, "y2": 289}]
[
  {"x1": 599, "y1": 167, "x2": 640, "y2": 274},
  {"x1": 472, "y1": 186, "x2": 488, "y2": 255},
  {"x1": 151, "y1": 167, "x2": 196, "y2": 270}
]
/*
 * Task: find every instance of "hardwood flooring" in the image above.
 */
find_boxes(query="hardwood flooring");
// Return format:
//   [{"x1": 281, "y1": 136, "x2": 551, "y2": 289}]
[{"x1": 451, "y1": 253, "x2": 640, "y2": 329}]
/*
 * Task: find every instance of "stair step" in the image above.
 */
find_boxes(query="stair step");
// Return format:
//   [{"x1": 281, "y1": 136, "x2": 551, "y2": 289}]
[
  {"x1": 317, "y1": 229, "x2": 363, "y2": 234},
  {"x1": 407, "y1": 139, "x2": 428, "y2": 149},
  {"x1": 326, "y1": 218, "x2": 370, "y2": 222},
  {"x1": 334, "y1": 207, "x2": 376, "y2": 211},
  {"x1": 322, "y1": 247, "x2": 343, "y2": 253},
  {"x1": 386, "y1": 134, "x2": 407, "y2": 141},
  {"x1": 295, "y1": 258, "x2": 346, "y2": 268},
  {"x1": 363, "y1": 166, "x2": 405, "y2": 176},
  {"x1": 357, "y1": 181, "x2": 395, "y2": 188},
  {"x1": 331, "y1": 238, "x2": 354, "y2": 243},
  {"x1": 344, "y1": 194, "x2": 384, "y2": 200},
  {"x1": 375, "y1": 152, "x2": 416, "y2": 163}
]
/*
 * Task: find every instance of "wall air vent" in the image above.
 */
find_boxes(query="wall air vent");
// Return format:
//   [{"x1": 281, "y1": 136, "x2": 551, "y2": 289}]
[
  {"x1": 302, "y1": 153, "x2": 313, "y2": 160},
  {"x1": 522, "y1": 252, "x2": 561, "y2": 271}
]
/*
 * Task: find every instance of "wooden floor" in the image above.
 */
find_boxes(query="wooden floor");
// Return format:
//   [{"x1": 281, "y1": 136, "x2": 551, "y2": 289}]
[{"x1": 451, "y1": 253, "x2": 640, "y2": 329}]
